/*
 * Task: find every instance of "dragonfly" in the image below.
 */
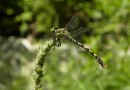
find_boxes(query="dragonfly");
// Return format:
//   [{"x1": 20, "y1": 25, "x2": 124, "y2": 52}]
[{"x1": 51, "y1": 15, "x2": 106, "y2": 69}]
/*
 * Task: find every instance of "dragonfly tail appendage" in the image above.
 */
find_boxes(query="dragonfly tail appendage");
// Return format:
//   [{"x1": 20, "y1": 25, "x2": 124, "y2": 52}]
[{"x1": 67, "y1": 35, "x2": 106, "y2": 69}]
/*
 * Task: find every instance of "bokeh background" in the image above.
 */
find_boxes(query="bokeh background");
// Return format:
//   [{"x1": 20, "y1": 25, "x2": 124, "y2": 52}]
[{"x1": 0, "y1": 0, "x2": 130, "y2": 90}]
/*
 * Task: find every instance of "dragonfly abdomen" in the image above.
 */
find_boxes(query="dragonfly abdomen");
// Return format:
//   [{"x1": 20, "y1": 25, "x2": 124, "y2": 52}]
[{"x1": 67, "y1": 35, "x2": 106, "y2": 69}]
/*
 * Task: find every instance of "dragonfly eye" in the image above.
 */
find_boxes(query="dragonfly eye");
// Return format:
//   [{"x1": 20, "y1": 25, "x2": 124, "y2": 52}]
[
  {"x1": 51, "y1": 28, "x2": 57, "y2": 33},
  {"x1": 50, "y1": 28, "x2": 55, "y2": 33}
]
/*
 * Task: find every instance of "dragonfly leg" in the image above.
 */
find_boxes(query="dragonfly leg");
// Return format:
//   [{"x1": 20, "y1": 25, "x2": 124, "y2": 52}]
[{"x1": 55, "y1": 37, "x2": 61, "y2": 47}]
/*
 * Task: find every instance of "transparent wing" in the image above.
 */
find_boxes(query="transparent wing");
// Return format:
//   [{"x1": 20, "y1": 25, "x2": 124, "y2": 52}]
[
  {"x1": 69, "y1": 27, "x2": 89, "y2": 38},
  {"x1": 65, "y1": 15, "x2": 79, "y2": 31}
]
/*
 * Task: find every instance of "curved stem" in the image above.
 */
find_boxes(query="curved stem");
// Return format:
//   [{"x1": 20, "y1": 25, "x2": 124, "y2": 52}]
[{"x1": 33, "y1": 38, "x2": 56, "y2": 90}]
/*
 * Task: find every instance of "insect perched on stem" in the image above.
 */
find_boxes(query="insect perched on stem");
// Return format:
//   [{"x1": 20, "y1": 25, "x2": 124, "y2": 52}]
[{"x1": 51, "y1": 15, "x2": 106, "y2": 69}]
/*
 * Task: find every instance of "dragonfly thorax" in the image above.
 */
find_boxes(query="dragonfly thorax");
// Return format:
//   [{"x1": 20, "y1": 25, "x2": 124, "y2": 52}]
[{"x1": 51, "y1": 28, "x2": 69, "y2": 37}]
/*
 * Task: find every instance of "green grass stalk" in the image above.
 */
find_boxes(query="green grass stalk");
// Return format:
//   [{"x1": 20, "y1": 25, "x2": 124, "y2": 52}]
[{"x1": 33, "y1": 38, "x2": 57, "y2": 90}]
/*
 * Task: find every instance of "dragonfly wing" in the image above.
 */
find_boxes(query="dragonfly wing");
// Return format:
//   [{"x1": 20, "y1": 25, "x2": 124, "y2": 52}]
[
  {"x1": 69, "y1": 27, "x2": 89, "y2": 38},
  {"x1": 65, "y1": 15, "x2": 79, "y2": 31}
]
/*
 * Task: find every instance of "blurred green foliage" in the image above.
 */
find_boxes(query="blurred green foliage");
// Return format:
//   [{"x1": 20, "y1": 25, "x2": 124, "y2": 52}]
[
  {"x1": 0, "y1": 37, "x2": 35, "y2": 90},
  {"x1": 0, "y1": 0, "x2": 130, "y2": 90}
]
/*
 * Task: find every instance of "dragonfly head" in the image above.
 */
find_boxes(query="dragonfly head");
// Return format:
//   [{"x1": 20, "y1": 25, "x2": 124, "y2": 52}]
[{"x1": 51, "y1": 27, "x2": 57, "y2": 33}]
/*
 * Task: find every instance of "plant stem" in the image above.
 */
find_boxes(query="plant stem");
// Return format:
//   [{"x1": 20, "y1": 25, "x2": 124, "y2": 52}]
[{"x1": 33, "y1": 38, "x2": 56, "y2": 90}]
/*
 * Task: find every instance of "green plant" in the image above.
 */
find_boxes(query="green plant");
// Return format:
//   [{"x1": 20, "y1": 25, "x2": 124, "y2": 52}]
[{"x1": 33, "y1": 37, "x2": 58, "y2": 90}]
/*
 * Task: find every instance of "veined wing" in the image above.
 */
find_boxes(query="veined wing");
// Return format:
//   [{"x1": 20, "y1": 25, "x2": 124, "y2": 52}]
[
  {"x1": 65, "y1": 15, "x2": 79, "y2": 31},
  {"x1": 69, "y1": 27, "x2": 89, "y2": 38}
]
